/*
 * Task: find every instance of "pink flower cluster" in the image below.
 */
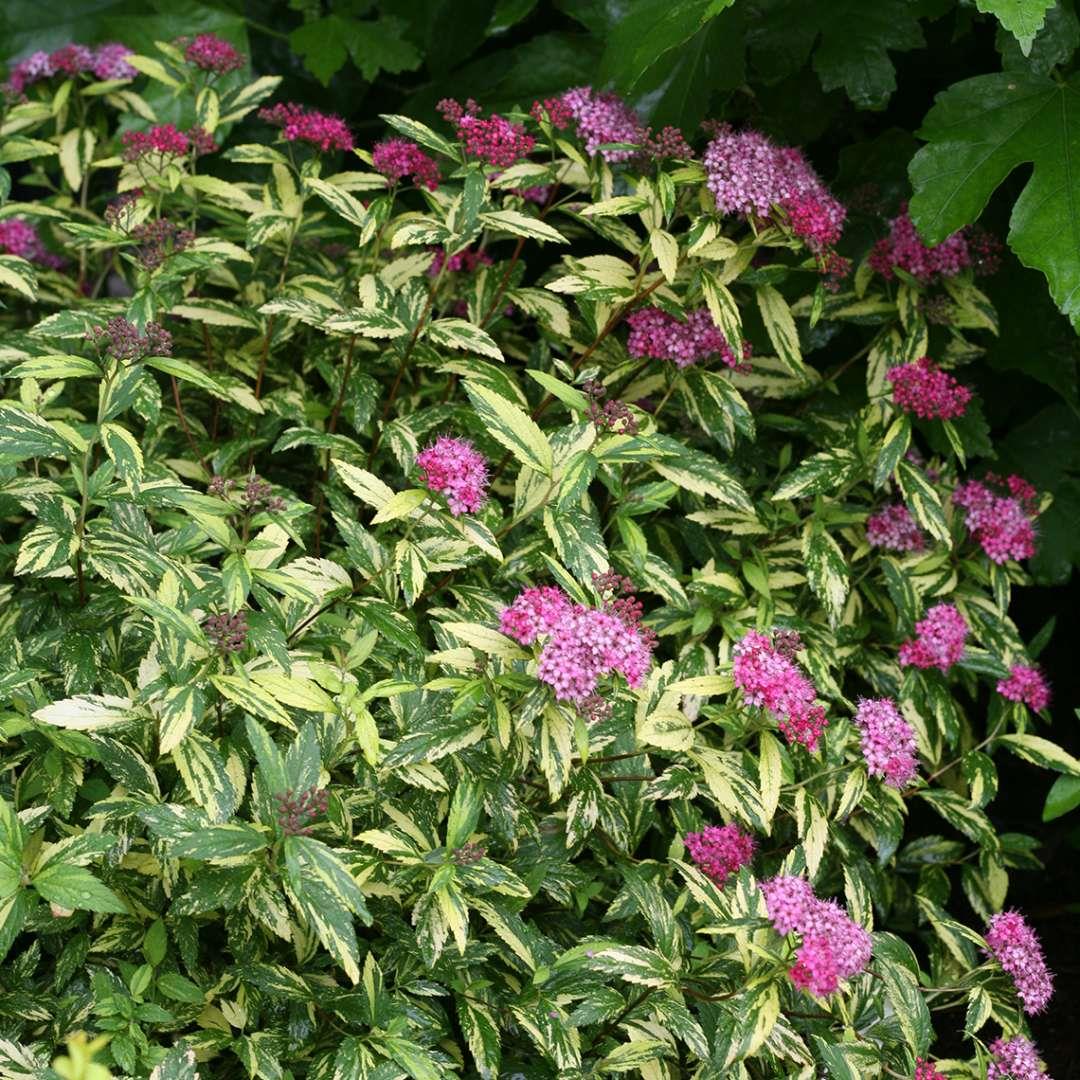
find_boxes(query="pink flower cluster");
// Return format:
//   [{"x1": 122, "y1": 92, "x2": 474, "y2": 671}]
[
  {"x1": 866, "y1": 504, "x2": 925, "y2": 552},
  {"x1": 259, "y1": 103, "x2": 353, "y2": 152},
  {"x1": 439, "y1": 99, "x2": 535, "y2": 168},
  {"x1": 3, "y1": 42, "x2": 136, "y2": 94},
  {"x1": 0, "y1": 218, "x2": 64, "y2": 268},
  {"x1": 914, "y1": 1060, "x2": 946, "y2": 1080},
  {"x1": 986, "y1": 911, "x2": 1054, "y2": 1014},
  {"x1": 429, "y1": 246, "x2": 492, "y2": 276},
  {"x1": 626, "y1": 307, "x2": 751, "y2": 370},
  {"x1": 530, "y1": 97, "x2": 574, "y2": 130},
  {"x1": 499, "y1": 582, "x2": 654, "y2": 703},
  {"x1": 988, "y1": 1035, "x2": 1052, "y2": 1080},
  {"x1": 372, "y1": 138, "x2": 440, "y2": 191},
  {"x1": 888, "y1": 356, "x2": 972, "y2": 421},
  {"x1": 760, "y1": 875, "x2": 872, "y2": 997},
  {"x1": 953, "y1": 475, "x2": 1039, "y2": 564},
  {"x1": 561, "y1": 86, "x2": 647, "y2": 162},
  {"x1": 732, "y1": 630, "x2": 827, "y2": 751},
  {"x1": 997, "y1": 664, "x2": 1051, "y2": 711},
  {"x1": 685, "y1": 824, "x2": 755, "y2": 886},
  {"x1": 898, "y1": 603, "x2": 968, "y2": 671},
  {"x1": 853, "y1": 697, "x2": 918, "y2": 789},
  {"x1": 182, "y1": 33, "x2": 245, "y2": 75},
  {"x1": 121, "y1": 124, "x2": 193, "y2": 162},
  {"x1": 415, "y1": 436, "x2": 489, "y2": 516},
  {"x1": 702, "y1": 125, "x2": 846, "y2": 252},
  {"x1": 869, "y1": 206, "x2": 971, "y2": 283}
]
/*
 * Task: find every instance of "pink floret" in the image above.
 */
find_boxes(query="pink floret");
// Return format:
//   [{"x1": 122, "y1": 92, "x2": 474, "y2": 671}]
[
  {"x1": 986, "y1": 910, "x2": 1054, "y2": 1015},
  {"x1": 866, "y1": 504, "x2": 925, "y2": 552},
  {"x1": 685, "y1": 823, "x2": 756, "y2": 886},
  {"x1": 888, "y1": 356, "x2": 971, "y2": 421},
  {"x1": 854, "y1": 697, "x2": 918, "y2": 788},
  {"x1": 996, "y1": 664, "x2": 1050, "y2": 711},
  {"x1": 898, "y1": 603, "x2": 968, "y2": 672},
  {"x1": 415, "y1": 435, "x2": 489, "y2": 516},
  {"x1": 372, "y1": 138, "x2": 440, "y2": 191}
]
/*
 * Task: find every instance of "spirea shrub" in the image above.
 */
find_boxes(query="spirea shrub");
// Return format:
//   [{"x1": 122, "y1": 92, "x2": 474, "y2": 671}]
[{"x1": 0, "y1": 34, "x2": 1072, "y2": 1080}]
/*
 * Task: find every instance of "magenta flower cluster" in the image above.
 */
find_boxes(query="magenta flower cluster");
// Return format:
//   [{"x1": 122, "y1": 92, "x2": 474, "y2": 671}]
[
  {"x1": 4, "y1": 42, "x2": 136, "y2": 94},
  {"x1": 415, "y1": 436, "x2": 489, "y2": 516},
  {"x1": 0, "y1": 218, "x2": 65, "y2": 269},
  {"x1": 429, "y1": 246, "x2": 492, "y2": 276},
  {"x1": 182, "y1": 33, "x2": 245, "y2": 75},
  {"x1": 561, "y1": 87, "x2": 647, "y2": 162},
  {"x1": 866, "y1": 504, "x2": 925, "y2": 552},
  {"x1": 702, "y1": 125, "x2": 846, "y2": 252},
  {"x1": 914, "y1": 1060, "x2": 946, "y2": 1080},
  {"x1": 259, "y1": 103, "x2": 353, "y2": 152},
  {"x1": 499, "y1": 581, "x2": 654, "y2": 703},
  {"x1": 626, "y1": 307, "x2": 751, "y2": 370},
  {"x1": 953, "y1": 474, "x2": 1039, "y2": 564},
  {"x1": 888, "y1": 356, "x2": 972, "y2": 421},
  {"x1": 985, "y1": 910, "x2": 1054, "y2": 1014},
  {"x1": 372, "y1": 138, "x2": 440, "y2": 191},
  {"x1": 121, "y1": 123, "x2": 202, "y2": 162},
  {"x1": 869, "y1": 206, "x2": 971, "y2": 284},
  {"x1": 439, "y1": 98, "x2": 535, "y2": 168},
  {"x1": 760, "y1": 875, "x2": 872, "y2": 997},
  {"x1": 684, "y1": 823, "x2": 755, "y2": 886},
  {"x1": 732, "y1": 629, "x2": 827, "y2": 751},
  {"x1": 988, "y1": 1035, "x2": 1052, "y2": 1080},
  {"x1": 203, "y1": 610, "x2": 248, "y2": 653},
  {"x1": 853, "y1": 697, "x2": 918, "y2": 789},
  {"x1": 898, "y1": 603, "x2": 969, "y2": 671},
  {"x1": 997, "y1": 664, "x2": 1051, "y2": 711}
]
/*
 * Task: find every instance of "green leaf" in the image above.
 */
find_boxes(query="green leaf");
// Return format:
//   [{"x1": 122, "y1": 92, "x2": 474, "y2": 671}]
[
  {"x1": 156, "y1": 972, "x2": 206, "y2": 1004},
  {"x1": 345, "y1": 16, "x2": 423, "y2": 81},
  {"x1": 172, "y1": 733, "x2": 237, "y2": 824},
  {"x1": 305, "y1": 176, "x2": 369, "y2": 228},
  {"x1": 289, "y1": 16, "x2": 349, "y2": 85},
  {"x1": 0, "y1": 255, "x2": 38, "y2": 300},
  {"x1": 909, "y1": 72, "x2": 1080, "y2": 332},
  {"x1": 170, "y1": 824, "x2": 268, "y2": 862},
  {"x1": 426, "y1": 319, "x2": 503, "y2": 361},
  {"x1": 802, "y1": 524, "x2": 849, "y2": 626},
  {"x1": 33, "y1": 694, "x2": 132, "y2": 731},
  {"x1": 977, "y1": 0, "x2": 1055, "y2": 51},
  {"x1": 599, "y1": 0, "x2": 733, "y2": 92},
  {"x1": 874, "y1": 415, "x2": 911, "y2": 488},
  {"x1": 32, "y1": 863, "x2": 126, "y2": 914},
  {"x1": 756, "y1": 285, "x2": 803, "y2": 373},
  {"x1": 773, "y1": 448, "x2": 861, "y2": 501},
  {"x1": 0, "y1": 403, "x2": 71, "y2": 461},
  {"x1": 380, "y1": 114, "x2": 458, "y2": 159},
  {"x1": 149, "y1": 1045, "x2": 199, "y2": 1080},
  {"x1": 650, "y1": 434, "x2": 752, "y2": 511},
  {"x1": 479, "y1": 209, "x2": 568, "y2": 244},
  {"x1": 463, "y1": 380, "x2": 552, "y2": 475},
  {"x1": 997, "y1": 733, "x2": 1080, "y2": 775},
  {"x1": 1043, "y1": 774, "x2": 1080, "y2": 821},
  {"x1": 895, "y1": 459, "x2": 950, "y2": 542}
]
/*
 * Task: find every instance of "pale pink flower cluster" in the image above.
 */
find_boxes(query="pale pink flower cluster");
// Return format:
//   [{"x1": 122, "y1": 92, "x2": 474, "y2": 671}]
[
  {"x1": 868, "y1": 206, "x2": 971, "y2": 283},
  {"x1": 428, "y1": 246, "x2": 492, "y2": 276},
  {"x1": 561, "y1": 87, "x2": 647, "y2": 162},
  {"x1": 914, "y1": 1059, "x2": 946, "y2": 1080},
  {"x1": 986, "y1": 911, "x2": 1054, "y2": 1015},
  {"x1": 987, "y1": 1035, "x2": 1052, "y2": 1080},
  {"x1": 0, "y1": 218, "x2": 64, "y2": 268},
  {"x1": 415, "y1": 436, "x2": 489, "y2": 516},
  {"x1": 259, "y1": 103, "x2": 353, "y2": 152},
  {"x1": 888, "y1": 356, "x2": 972, "y2": 420},
  {"x1": 702, "y1": 125, "x2": 846, "y2": 252},
  {"x1": 997, "y1": 664, "x2": 1051, "y2": 711},
  {"x1": 372, "y1": 138, "x2": 440, "y2": 191},
  {"x1": 953, "y1": 475, "x2": 1039, "y2": 564},
  {"x1": 4, "y1": 42, "x2": 136, "y2": 94},
  {"x1": 684, "y1": 824, "x2": 755, "y2": 886},
  {"x1": 853, "y1": 697, "x2": 918, "y2": 788},
  {"x1": 499, "y1": 583, "x2": 654, "y2": 703},
  {"x1": 732, "y1": 630, "x2": 827, "y2": 750},
  {"x1": 866, "y1": 504, "x2": 925, "y2": 552},
  {"x1": 898, "y1": 603, "x2": 969, "y2": 671},
  {"x1": 182, "y1": 33, "x2": 245, "y2": 75},
  {"x1": 626, "y1": 307, "x2": 751, "y2": 370},
  {"x1": 439, "y1": 99, "x2": 535, "y2": 168},
  {"x1": 760, "y1": 875, "x2": 872, "y2": 997}
]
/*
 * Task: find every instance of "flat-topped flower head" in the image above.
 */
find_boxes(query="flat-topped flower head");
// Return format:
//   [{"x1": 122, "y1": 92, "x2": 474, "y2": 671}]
[
  {"x1": 416, "y1": 436, "x2": 489, "y2": 517},
  {"x1": 703, "y1": 124, "x2": 846, "y2": 251},
  {"x1": 183, "y1": 33, "x2": 245, "y2": 75},
  {"x1": 121, "y1": 123, "x2": 190, "y2": 162},
  {"x1": 997, "y1": 664, "x2": 1050, "y2": 711},
  {"x1": 0, "y1": 217, "x2": 64, "y2": 268},
  {"x1": 733, "y1": 629, "x2": 827, "y2": 750},
  {"x1": 869, "y1": 205, "x2": 975, "y2": 283},
  {"x1": 372, "y1": 138, "x2": 440, "y2": 191},
  {"x1": 898, "y1": 602, "x2": 969, "y2": 671},
  {"x1": 987, "y1": 1035, "x2": 1052, "y2": 1080},
  {"x1": 626, "y1": 307, "x2": 751, "y2": 371},
  {"x1": 561, "y1": 86, "x2": 647, "y2": 162},
  {"x1": 866, "y1": 504, "x2": 925, "y2": 552},
  {"x1": 888, "y1": 356, "x2": 971, "y2": 420},
  {"x1": 684, "y1": 823, "x2": 755, "y2": 886},
  {"x1": 90, "y1": 43, "x2": 137, "y2": 81},
  {"x1": 500, "y1": 586, "x2": 573, "y2": 645},
  {"x1": 986, "y1": 910, "x2": 1053, "y2": 1015},
  {"x1": 854, "y1": 697, "x2": 918, "y2": 788},
  {"x1": 86, "y1": 316, "x2": 172, "y2": 362},
  {"x1": 259, "y1": 102, "x2": 353, "y2": 152},
  {"x1": 914, "y1": 1059, "x2": 946, "y2": 1080},
  {"x1": 953, "y1": 474, "x2": 1039, "y2": 564},
  {"x1": 761, "y1": 874, "x2": 816, "y2": 935},
  {"x1": 439, "y1": 98, "x2": 535, "y2": 168},
  {"x1": 530, "y1": 97, "x2": 574, "y2": 130}
]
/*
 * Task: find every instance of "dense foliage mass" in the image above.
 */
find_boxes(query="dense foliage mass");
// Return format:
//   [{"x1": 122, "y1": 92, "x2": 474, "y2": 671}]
[{"x1": 0, "y1": 20, "x2": 1076, "y2": 1080}]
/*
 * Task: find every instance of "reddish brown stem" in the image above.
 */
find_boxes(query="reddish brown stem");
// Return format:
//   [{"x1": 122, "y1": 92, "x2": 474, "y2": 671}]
[
  {"x1": 312, "y1": 336, "x2": 356, "y2": 556},
  {"x1": 171, "y1": 376, "x2": 209, "y2": 475}
]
